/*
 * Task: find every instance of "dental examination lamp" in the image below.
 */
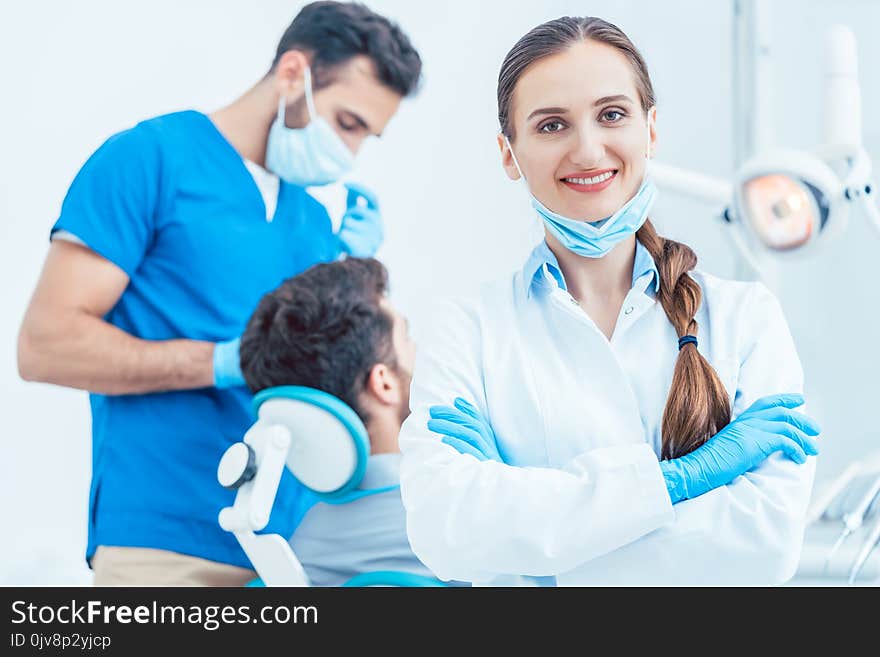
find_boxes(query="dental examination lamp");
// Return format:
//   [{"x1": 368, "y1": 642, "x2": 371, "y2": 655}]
[
  {"x1": 655, "y1": 22, "x2": 880, "y2": 584},
  {"x1": 217, "y1": 387, "x2": 440, "y2": 587},
  {"x1": 651, "y1": 25, "x2": 879, "y2": 268}
]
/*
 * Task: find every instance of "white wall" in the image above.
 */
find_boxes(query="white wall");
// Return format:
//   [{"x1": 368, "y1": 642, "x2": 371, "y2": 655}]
[{"x1": 1, "y1": 0, "x2": 877, "y2": 584}]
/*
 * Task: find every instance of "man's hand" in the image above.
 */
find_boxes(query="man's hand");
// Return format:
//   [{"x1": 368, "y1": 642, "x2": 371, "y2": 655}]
[{"x1": 337, "y1": 182, "x2": 384, "y2": 257}]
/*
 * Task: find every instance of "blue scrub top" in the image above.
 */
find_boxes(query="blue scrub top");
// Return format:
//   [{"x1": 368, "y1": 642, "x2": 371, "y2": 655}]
[{"x1": 52, "y1": 111, "x2": 339, "y2": 568}]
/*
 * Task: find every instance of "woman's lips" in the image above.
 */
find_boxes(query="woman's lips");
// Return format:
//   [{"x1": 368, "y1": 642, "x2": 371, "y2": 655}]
[{"x1": 561, "y1": 170, "x2": 618, "y2": 193}]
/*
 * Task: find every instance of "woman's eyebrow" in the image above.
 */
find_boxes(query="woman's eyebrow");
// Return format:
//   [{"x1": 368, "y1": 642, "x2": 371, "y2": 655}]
[
  {"x1": 593, "y1": 94, "x2": 634, "y2": 106},
  {"x1": 526, "y1": 107, "x2": 568, "y2": 121},
  {"x1": 526, "y1": 95, "x2": 635, "y2": 122}
]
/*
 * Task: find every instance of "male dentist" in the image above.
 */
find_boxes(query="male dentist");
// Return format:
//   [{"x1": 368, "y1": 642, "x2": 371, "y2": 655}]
[{"x1": 17, "y1": 1, "x2": 422, "y2": 586}]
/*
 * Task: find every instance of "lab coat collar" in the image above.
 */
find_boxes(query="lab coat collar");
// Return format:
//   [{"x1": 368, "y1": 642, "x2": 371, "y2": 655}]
[{"x1": 522, "y1": 239, "x2": 661, "y2": 299}]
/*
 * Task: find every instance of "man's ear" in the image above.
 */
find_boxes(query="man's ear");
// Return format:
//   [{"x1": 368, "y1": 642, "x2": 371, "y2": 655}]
[
  {"x1": 497, "y1": 133, "x2": 521, "y2": 181},
  {"x1": 364, "y1": 363, "x2": 400, "y2": 406},
  {"x1": 274, "y1": 49, "x2": 310, "y2": 101}
]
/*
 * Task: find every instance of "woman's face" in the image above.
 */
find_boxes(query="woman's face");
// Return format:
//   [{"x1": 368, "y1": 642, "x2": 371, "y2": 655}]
[{"x1": 500, "y1": 39, "x2": 657, "y2": 223}]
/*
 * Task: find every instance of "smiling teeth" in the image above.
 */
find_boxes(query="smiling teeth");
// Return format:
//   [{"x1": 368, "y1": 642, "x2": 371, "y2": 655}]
[{"x1": 565, "y1": 172, "x2": 615, "y2": 185}]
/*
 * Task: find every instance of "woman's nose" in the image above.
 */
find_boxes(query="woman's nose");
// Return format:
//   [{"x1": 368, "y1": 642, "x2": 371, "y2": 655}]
[{"x1": 568, "y1": 127, "x2": 606, "y2": 169}]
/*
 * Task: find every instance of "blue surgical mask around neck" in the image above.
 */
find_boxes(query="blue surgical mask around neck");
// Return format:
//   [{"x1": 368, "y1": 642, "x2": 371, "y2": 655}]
[
  {"x1": 504, "y1": 136, "x2": 657, "y2": 259},
  {"x1": 265, "y1": 67, "x2": 355, "y2": 187}
]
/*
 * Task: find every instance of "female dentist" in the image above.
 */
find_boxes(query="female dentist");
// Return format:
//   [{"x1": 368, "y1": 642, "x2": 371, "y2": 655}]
[{"x1": 398, "y1": 16, "x2": 821, "y2": 586}]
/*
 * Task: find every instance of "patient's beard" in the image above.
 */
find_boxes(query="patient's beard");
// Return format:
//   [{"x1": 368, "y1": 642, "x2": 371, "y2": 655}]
[{"x1": 396, "y1": 370, "x2": 413, "y2": 428}]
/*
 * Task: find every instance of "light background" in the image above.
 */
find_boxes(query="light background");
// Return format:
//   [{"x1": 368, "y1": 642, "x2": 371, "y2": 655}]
[{"x1": 1, "y1": 0, "x2": 877, "y2": 584}]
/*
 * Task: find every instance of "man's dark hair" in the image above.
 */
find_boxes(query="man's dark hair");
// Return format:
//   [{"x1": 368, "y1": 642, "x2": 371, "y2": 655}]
[
  {"x1": 240, "y1": 258, "x2": 395, "y2": 424},
  {"x1": 271, "y1": 1, "x2": 422, "y2": 97}
]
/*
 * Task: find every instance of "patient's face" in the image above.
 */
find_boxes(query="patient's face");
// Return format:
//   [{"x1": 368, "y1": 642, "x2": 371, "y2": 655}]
[{"x1": 381, "y1": 298, "x2": 416, "y2": 416}]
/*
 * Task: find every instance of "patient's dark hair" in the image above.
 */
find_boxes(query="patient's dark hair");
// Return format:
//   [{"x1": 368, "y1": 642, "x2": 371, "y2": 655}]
[
  {"x1": 271, "y1": 1, "x2": 422, "y2": 96},
  {"x1": 240, "y1": 258, "x2": 395, "y2": 424}
]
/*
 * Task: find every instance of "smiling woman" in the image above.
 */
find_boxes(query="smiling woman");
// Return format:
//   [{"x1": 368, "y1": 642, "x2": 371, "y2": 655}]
[
  {"x1": 496, "y1": 19, "x2": 730, "y2": 459},
  {"x1": 397, "y1": 15, "x2": 820, "y2": 587},
  {"x1": 500, "y1": 50, "x2": 653, "y2": 221}
]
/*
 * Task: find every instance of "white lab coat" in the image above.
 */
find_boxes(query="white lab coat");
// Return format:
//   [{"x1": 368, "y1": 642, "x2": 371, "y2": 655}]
[{"x1": 399, "y1": 241, "x2": 816, "y2": 586}]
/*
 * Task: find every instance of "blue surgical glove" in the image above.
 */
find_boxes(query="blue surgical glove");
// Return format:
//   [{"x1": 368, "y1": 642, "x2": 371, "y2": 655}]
[
  {"x1": 213, "y1": 337, "x2": 245, "y2": 389},
  {"x1": 428, "y1": 398, "x2": 503, "y2": 462},
  {"x1": 337, "y1": 182, "x2": 384, "y2": 257},
  {"x1": 660, "y1": 393, "x2": 821, "y2": 504}
]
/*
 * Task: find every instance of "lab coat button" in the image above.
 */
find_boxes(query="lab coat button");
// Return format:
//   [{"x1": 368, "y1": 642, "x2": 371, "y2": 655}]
[{"x1": 625, "y1": 306, "x2": 635, "y2": 315}]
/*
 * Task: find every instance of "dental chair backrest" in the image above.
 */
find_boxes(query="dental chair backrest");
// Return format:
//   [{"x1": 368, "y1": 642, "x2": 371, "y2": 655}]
[
  {"x1": 217, "y1": 386, "x2": 372, "y2": 586},
  {"x1": 256, "y1": 386, "x2": 371, "y2": 501},
  {"x1": 219, "y1": 386, "x2": 443, "y2": 587}
]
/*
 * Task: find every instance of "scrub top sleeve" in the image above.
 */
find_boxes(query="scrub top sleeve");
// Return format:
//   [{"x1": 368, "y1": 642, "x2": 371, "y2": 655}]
[
  {"x1": 51, "y1": 125, "x2": 166, "y2": 278},
  {"x1": 596, "y1": 282, "x2": 815, "y2": 585},
  {"x1": 398, "y1": 299, "x2": 674, "y2": 584}
]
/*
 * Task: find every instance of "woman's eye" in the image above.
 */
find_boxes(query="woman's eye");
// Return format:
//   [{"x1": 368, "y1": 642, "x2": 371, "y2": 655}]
[
  {"x1": 539, "y1": 120, "x2": 565, "y2": 133},
  {"x1": 602, "y1": 110, "x2": 625, "y2": 123}
]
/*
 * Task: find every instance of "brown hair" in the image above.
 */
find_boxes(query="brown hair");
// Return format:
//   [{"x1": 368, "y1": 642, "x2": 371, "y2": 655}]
[
  {"x1": 498, "y1": 16, "x2": 731, "y2": 459},
  {"x1": 239, "y1": 258, "x2": 395, "y2": 425}
]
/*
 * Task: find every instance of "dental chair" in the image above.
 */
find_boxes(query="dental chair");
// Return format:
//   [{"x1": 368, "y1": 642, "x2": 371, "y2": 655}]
[{"x1": 217, "y1": 386, "x2": 445, "y2": 587}]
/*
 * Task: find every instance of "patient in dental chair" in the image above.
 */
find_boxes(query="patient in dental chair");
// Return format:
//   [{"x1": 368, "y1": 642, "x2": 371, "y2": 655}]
[{"x1": 239, "y1": 258, "x2": 447, "y2": 586}]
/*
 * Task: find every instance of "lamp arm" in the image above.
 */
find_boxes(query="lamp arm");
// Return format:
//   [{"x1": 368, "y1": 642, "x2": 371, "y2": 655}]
[{"x1": 650, "y1": 161, "x2": 733, "y2": 206}]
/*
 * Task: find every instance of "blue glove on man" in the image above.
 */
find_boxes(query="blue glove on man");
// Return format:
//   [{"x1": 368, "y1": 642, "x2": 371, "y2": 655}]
[
  {"x1": 337, "y1": 182, "x2": 384, "y2": 258},
  {"x1": 428, "y1": 398, "x2": 503, "y2": 462},
  {"x1": 660, "y1": 393, "x2": 821, "y2": 504},
  {"x1": 213, "y1": 337, "x2": 245, "y2": 389}
]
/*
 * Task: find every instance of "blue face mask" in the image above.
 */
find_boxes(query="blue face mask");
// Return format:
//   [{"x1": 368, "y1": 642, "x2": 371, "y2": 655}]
[
  {"x1": 505, "y1": 136, "x2": 658, "y2": 258},
  {"x1": 266, "y1": 67, "x2": 355, "y2": 187}
]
